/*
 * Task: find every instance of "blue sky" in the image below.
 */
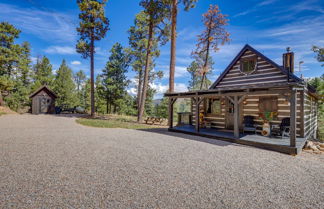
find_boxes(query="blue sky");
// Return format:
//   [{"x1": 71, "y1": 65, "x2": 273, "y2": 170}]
[{"x1": 0, "y1": 0, "x2": 323, "y2": 98}]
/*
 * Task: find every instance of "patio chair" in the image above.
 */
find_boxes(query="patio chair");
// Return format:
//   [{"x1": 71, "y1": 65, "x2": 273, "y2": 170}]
[
  {"x1": 243, "y1": 115, "x2": 256, "y2": 134},
  {"x1": 270, "y1": 118, "x2": 290, "y2": 138}
]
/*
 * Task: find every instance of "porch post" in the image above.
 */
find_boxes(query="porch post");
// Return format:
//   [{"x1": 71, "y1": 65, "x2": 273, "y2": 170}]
[
  {"x1": 195, "y1": 96, "x2": 202, "y2": 132},
  {"x1": 290, "y1": 89, "x2": 297, "y2": 147},
  {"x1": 233, "y1": 95, "x2": 240, "y2": 138},
  {"x1": 168, "y1": 98, "x2": 177, "y2": 129}
]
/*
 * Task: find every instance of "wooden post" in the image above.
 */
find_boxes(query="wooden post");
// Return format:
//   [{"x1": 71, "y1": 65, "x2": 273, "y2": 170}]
[
  {"x1": 195, "y1": 97, "x2": 203, "y2": 132},
  {"x1": 300, "y1": 90, "x2": 305, "y2": 138},
  {"x1": 168, "y1": 98, "x2": 177, "y2": 129},
  {"x1": 233, "y1": 95, "x2": 240, "y2": 138},
  {"x1": 290, "y1": 89, "x2": 297, "y2": 147}
]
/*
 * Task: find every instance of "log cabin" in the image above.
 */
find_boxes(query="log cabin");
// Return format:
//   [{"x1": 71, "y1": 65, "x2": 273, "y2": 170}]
[{"x1": 165, "y1": 44, "x2": 319, "y2": 155}]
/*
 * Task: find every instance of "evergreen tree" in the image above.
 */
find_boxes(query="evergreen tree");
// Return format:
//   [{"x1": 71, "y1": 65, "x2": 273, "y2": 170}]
[
  {"x1": 137, "y1": 0, "x2": 171, "y2": 122},
  {"x1": 312, "y1": 46, "x2": 324, "y2": 66},
  {"x1": 74, "y1": 69, "x2": 87, "y2": 107},
  {"x1": 32, "y1": 56, "x2": 54, "y2": 90},
  {"x1": 0, "y1": 22, "x2": 21, "y2": 106},
  {"x1": 76, "y1": 0, "x2": 110, "y2": 117},
  {"x1": 53, "y1": 60, "x2": 77, "y2": 107},
  {"x1": 100, "y1": 43, "x2": 130, "y2": 114},
  {"x1": 187, "y1": 53, "x2": 214, "y2": 90}
]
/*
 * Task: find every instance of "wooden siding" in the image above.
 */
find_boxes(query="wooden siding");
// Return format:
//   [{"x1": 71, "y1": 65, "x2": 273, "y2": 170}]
[
  {"x1": 188, "y1": 92, "x2": 307, "y2": 137},
  {"x1": 242, "y1": 93, "x2": 303, "y2": 137},
  {"x1": 192, "y1": 98, "x2": 226, "y2": 129},
  {"x1": 215, "y1": 50, "x2": 288, "y2": 88},
  {"x1": 304, "y1": 92, "x2": 318, "y2": 139}
]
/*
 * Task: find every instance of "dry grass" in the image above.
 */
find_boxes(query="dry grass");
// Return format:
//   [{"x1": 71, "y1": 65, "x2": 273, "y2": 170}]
[{"x1": 76, "y1": 114, "x2": 166, "y2": 129}]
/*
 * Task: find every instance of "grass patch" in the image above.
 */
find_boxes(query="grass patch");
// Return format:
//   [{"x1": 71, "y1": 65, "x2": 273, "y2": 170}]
[
  {"x1": 0, "y1": 112, "x2": 6, "y2": 116},
  {"x1": 76, "y1": 117, "x2": 164, "y2": 129}
]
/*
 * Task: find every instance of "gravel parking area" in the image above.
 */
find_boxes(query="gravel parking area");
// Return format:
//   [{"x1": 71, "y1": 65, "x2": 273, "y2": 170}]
[{"x1": 0, "y1": 114, "x2": 323, "y2": 208}]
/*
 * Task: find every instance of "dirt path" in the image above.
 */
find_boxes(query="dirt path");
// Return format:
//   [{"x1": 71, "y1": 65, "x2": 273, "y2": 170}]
[{"x1": 0, "y1": 114, "x2": 323, "y2": 208}]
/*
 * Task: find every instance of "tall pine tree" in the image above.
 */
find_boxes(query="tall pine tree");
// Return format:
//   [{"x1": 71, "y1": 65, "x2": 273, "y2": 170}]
[
  {"x1": 100, "y1": 43, "x2": 130, "y2": 114},
  {"x1": 53, "y1": 60, "x2": 77, "y2": 107},
  {"x1": 137, "y1": 0, "x2": 170, "y2": 122},
  {"x1": 76, "y1": 0, "x2": 109, "y2": 117},
  {"x1": 32, "y1": 56, "x2": 54, "y2": 91}
]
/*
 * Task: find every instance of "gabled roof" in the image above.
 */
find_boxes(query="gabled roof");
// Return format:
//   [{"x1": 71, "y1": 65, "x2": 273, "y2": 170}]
[
  {"x1": 210, "y1": 44, "x2": 303, "y2": 89},
  {"x1": 29, "y1": 85, "x2": 57, "y2": 98}
]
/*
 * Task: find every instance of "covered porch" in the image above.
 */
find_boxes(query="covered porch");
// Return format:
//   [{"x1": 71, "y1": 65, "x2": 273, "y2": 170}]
[{"x1": 165, "y1": 83, "x2": 307, "y2": 155}]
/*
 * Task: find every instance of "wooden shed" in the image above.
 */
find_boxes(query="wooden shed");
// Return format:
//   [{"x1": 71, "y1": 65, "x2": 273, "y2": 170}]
[{"x1": 30, "y1": 86, "x2": 57, "y2": 114}]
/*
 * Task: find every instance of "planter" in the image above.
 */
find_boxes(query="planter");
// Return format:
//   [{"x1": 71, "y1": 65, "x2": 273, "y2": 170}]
[{"x1": 261, "y1": 122, "x2": 270, "y2": 136}]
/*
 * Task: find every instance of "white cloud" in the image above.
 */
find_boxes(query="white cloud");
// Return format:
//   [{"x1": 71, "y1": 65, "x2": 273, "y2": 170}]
[
  {"x1": 44, "y1": 46, "x2": 76, "y2": 55},
  {"x1": 0, "y1": 3, "x2": 77, "y2": 43},
  {"x1": 71, "y1": 61, "x2": 81, "y2": 65}
]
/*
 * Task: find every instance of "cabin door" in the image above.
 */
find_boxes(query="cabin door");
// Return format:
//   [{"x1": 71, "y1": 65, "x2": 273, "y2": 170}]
[
  {"x1": 39, "y1": 96, "x2": 51, "y2": 114},
  {"x1": 225, "y1": 98, "x2": 243, "y2": 130}
]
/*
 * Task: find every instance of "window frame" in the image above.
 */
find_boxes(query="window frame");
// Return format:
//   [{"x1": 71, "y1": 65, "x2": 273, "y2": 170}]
[
  {"x1": 207, "y1": 98, "x2": 222, "y2": 115},
  {"x1": 240, "y1": 56, "x2": 258, "y2": 75}
]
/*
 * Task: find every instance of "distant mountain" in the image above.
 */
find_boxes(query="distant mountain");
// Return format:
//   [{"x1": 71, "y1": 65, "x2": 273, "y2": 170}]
[{"x1": 153, "y1": 99, "x2": 162, "y2": 106}]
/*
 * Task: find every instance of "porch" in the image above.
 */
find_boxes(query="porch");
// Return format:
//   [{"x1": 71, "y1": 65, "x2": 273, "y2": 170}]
[
  {"x1": 170, "y1": 125, "x2": 306, "y2": 155},
  {"x1": 165, "y1": 83, "x2": 307, "y2": 155}
]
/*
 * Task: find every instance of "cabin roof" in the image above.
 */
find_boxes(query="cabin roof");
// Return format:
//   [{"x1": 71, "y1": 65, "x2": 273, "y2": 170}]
[
  {"x1": 209, "y1": 44, "x2": 303, "y2": 89},
  {"x1": 29, "y1": 85, "x2": 57, "y2": 99}
]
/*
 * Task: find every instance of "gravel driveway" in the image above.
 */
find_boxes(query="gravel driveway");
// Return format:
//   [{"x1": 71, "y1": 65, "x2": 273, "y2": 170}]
[{"x1": 0, "y1": 114, "x2": 323, "y2": 208}]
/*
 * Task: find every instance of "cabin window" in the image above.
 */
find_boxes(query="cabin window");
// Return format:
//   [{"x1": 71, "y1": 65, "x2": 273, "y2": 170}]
[
  {"x1": 259, "y1": 97, "x2": 278, "y2": 113},
  {"x1": 240, "y1": 58, "x2": 257, "y2": 74},
  {"x1": 207, "y1": 99, "x2": 221, "y2": 115}
]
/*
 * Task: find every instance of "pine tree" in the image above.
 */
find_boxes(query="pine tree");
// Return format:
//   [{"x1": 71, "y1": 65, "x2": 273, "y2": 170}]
[
  {"x1": 193, "y1": 4, "x2": 230, "y2": 89},
  {"x1": 187, "y1": 53, "x2": 214, "y2": 90},
  {"x1": 0, "y1": 22, "x2": 21, "y2": 106},
  {"x1": 74, "y1": 70, "x2": 87, "y2": 107},
  {"x1": 76, "y1": 0, "x2": 109, "y2": 117},
  {"x1": 53, "y1": 60, "x2": 77, "y2": 107},
  {"x1": 32, "y1": 56, "x2": 54, "y2": 91},
  {"x1": 127, "y1": 11, "x2": 160, "y2": 110},
  {"x1": 169, "y1": 0, "x2": 197, "y2": 92},
  {"x1": 100, "y1": 43, "x2": 130, "y2": 114},
  {"x1": 137, "y1": 0, "x2": 171, "y2": 122}
]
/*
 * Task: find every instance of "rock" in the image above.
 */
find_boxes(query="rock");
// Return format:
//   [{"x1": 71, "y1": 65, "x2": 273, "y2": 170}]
[
  {"x1": 319, "y1": 143, "x2": 324, "y2": 148},
  {"x1": 310, "y1": 144, "x2": 319, "y2": 151}
]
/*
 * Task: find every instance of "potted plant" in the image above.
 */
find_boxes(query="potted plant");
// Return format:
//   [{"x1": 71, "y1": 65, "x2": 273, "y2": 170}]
[{"x1": 259, "y1": 111, "x2": 278, "y2": 136}]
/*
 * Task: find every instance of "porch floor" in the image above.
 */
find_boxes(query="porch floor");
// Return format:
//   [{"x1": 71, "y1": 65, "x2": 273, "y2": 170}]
[{"x1": 170, "y1": 125, "x2": 307, "y2": 155}]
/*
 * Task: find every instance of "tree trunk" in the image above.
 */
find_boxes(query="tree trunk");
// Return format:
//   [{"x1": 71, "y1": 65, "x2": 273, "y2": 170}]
[
  {"x1": 106, "y1": 97, "x2": 109, "y2": 114},
  {"x1": 90, "y1": 36, "x2": 95, "y2": 117},
  {"x1": 0, "y1": 93, "x2": 4, "y2": 106},
  {"x1": 137, "y1": 69, "x2": 143, "y2": 109},
  {"x1": 169, "y1": 0, "x2": 178, "y2": 93},
  {"x1": 200, "y1": 19, "x2": 212, "y2": 90},
  {"x1": 137, "y1": 19, "x2": 154, "y2": 123}
]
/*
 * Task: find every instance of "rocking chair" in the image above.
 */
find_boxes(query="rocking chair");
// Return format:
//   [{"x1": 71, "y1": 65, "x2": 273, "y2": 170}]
[
  {"x1": 243, "y1": 116, "x2": 256, "y2": 134},
  {"x1": 270, "y1": 118, "x2": 290, "y2": 138}
]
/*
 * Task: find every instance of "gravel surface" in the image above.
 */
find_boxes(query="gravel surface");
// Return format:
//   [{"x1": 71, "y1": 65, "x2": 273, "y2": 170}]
[{"x1": 1, "y1": 114, "x2": 323, "y2": 209}]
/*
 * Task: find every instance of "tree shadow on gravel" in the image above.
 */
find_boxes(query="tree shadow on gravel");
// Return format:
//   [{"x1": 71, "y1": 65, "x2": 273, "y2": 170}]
[{"x1": 137, "y1": 128, "x2": 239, "y2": 147}]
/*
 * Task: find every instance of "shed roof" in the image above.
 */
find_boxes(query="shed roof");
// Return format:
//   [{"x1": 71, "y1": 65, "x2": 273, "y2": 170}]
[{"x1": 29, "y1": 86, "x2": 57, "y2": 99}]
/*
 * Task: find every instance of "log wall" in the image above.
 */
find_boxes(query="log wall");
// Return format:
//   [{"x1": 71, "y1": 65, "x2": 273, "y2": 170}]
[{"x1": 216, "y1": 50, "x2": 288, "y2": 88}]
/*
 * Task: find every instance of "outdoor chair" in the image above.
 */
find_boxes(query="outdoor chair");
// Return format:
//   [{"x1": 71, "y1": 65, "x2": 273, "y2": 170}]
[
  {"x1": 243, "y1": 115, "x2": 256, "y2": 134},
  {"x1": 270, "y1": 118, "x2": 290, "y2": 138}
]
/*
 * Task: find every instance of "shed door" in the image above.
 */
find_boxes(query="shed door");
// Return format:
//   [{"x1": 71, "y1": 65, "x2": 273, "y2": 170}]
[{"x1": 39, "y1": 96, "x2": 51, "y2": 114}]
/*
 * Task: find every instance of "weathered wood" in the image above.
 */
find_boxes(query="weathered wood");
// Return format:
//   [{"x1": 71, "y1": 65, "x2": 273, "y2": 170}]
[
  {"x1": 290, "y1": 89, "x2": 297, "y2": 147},
  {"x1": 234, "y1": 95, "x2": 239, "y2": 138},
  {"x1": 195, "y1": 97, "x2": 204, "y2": 132},
  {"x1": 300, "y1": 90, "x2": 305, "y2": 137},
  {"x1": 168, "y1": 98, "x2": 177, "y2": 129}
]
